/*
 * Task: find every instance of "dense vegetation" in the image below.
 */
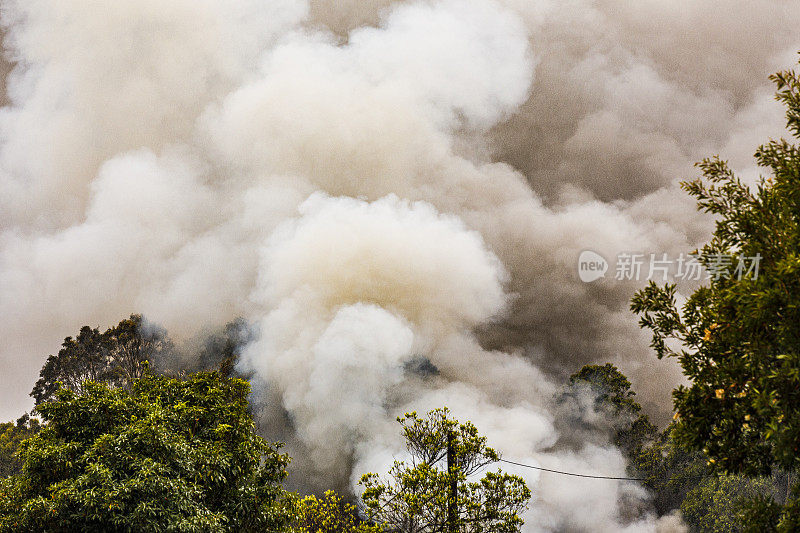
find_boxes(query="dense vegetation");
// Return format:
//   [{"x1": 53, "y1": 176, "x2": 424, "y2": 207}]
[
  {"x1": 0, "y1": 416, "x2": 40, "y2": 478},
  {"x1": 632, "y1": 56, "x2": 800, "y2": 529},
  {"x1": 0, "y1": 328, "x2": 529, "y2": 532},
  {"x1": 31, "y1": 314, "x2": 172, "y2": 406},
  {"x1": 0, "y1": 320, "x2": 792, "y2": 532},
  {"x1": 573, "y1": 364, "x2": 789, "y2": 532},
  {"x1": 0, "y1": 372, "x2": 296, "y2": 532}
]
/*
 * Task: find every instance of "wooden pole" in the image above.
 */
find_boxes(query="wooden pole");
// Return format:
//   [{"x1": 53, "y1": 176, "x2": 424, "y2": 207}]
[{"x1": 447, "y1": 430, "x2": 458, "y2": 533}]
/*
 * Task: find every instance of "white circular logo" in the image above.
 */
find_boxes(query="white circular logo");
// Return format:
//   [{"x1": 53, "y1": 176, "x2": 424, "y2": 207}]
[{"x1": 578, "y1": 250, "x2": 608, "y2": 282}]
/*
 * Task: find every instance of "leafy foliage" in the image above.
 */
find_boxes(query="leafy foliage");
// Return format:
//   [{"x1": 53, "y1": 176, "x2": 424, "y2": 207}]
[
  {"x1": 680, "y1": 473, "x2": 777, "y2": 533},
  {"x1": 624, "y1": 395, "x2": 786, "y2": 532},
  {"x1": 630, "y1": 57, "x2": 800, "y2": 478},
  {"x1": 295, "y1": 490, "x2": 382, "y2": 532},
  {"x1": 0, "y1": 416, "x2": 41, "y2": 478},
  {"x1": 569, "y1": 364, "x2": 640, "y2": 411},
  {"x1": 31, "y1": 314, "x2": 172, "y2": 405},
  {"x1": 359, "y1": 408, "x2": 530, "y2": 533},
  {"x1": 0, "y1": 372, "x2": 295, "y2": 532},
  {"x1": 738, "y1": 481, "x2": 800, "y2": 533}
]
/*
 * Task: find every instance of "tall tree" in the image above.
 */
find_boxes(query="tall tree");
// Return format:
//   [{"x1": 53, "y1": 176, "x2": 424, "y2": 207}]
[
  {"x1": 566, "y1": 364, "x2": 657, "y2": 458},
  {"x1": 630, "y1": 56, "x2": 800, "y2": 527},
  {"x1": 30, "y1": 325, "x2": 112, "y2": 405},
  {"x1": 31, "y1": 314, "x2": 172, "y2": 405},
  {"x1": 630, "y1": 424, "x2": 707, "y2": 518},
  {"x1": 359, "y1": 408, "x2": 530, "y2": 533},
  {"x1": 0, "y1": 372, "x2": 295, "y2": 532},
  {"x1": 107, "y1": 314, "x2": 171, "y2": 388},
  {"x1": 191, "y1": 318, "x2": 251, "y2": 377}
]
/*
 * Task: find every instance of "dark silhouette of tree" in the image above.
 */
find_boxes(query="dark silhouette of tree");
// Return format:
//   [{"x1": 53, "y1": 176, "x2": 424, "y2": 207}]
[
  {"x1": 192, "y1": 318, "x2": 251, "y2": 377},
  {"x1": 31, "y1": 314, "x2": 172, "y2": 405},
  {"x1": 107, "y1": 314, "x2": 171, "y2": 388},
  {"x1": 563, "y1": 363, "x2": 657, "y2": 458}
]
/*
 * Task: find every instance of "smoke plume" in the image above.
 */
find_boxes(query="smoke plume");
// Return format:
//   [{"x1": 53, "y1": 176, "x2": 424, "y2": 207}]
[{"x1": 1, "y1": 0, "x2": 799, "y2": 530}]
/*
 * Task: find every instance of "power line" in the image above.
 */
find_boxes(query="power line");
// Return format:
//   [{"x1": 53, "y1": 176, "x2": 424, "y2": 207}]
[{"x1": 499, "y1": 459, "x2": 645, "y2": 481}]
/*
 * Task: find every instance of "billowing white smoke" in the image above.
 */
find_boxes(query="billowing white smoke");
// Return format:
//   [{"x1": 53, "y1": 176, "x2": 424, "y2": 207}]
[
  {"x1": 1, "y1": 0, "x2": 798, "y2": 530},
  {"x1": 242, "y1": 194, "x2": 506, "y2": 473}
]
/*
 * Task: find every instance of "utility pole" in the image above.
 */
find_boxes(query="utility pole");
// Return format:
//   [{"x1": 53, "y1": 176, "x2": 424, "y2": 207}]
[{"x1": 447, "y1": 429, "x2": 458, "y2": 533}]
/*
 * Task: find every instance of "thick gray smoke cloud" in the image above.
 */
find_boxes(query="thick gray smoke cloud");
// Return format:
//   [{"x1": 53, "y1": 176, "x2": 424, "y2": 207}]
[{"x1": 1, "y1": 0, "x2": 799, "y2": 530}]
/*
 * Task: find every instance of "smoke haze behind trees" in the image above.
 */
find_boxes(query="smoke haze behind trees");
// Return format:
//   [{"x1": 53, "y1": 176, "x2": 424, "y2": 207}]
[{"x1": 1, "y1": 1, "x2": 799, "y2": 530}]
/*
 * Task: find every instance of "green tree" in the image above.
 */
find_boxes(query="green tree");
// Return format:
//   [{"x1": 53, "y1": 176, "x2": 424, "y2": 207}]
[
  {"x1": 30, "y1": 325, "x2": 113, "y2": 405},
  {"x1": 631, "y1": 56, "x2": 800, "y2": 526},
  {"x1": 568, "y1": 367, "x2": 787, "y2": 530},
  {"x1": 31, "y1": 314, "x2": 172, "y2": 405},
  {"x1": 565, "y1": 365, "x2": 712, "y2": 521},
  {"x1": 108, "y1": 315, "x2": 172, "y2": 388},
  {"x1": 0, "y1": 415, "x2": 41, "y2": 478},
  {"x1": 0, "y1": 371, "x2": 295, "y2": 532},
  {"x1": 738, "y1": 484, "x2": 800, "y2": 533},
  {"x1": 631, "y1": 424, "x2": 785, "y2": 532},
  {"x1": 359, "y1": 408, "x2": 531, "y2": 533}
]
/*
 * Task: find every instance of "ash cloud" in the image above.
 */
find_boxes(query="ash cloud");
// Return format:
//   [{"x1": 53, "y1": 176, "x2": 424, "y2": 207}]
[{"x1": 1, "y1": 0, "x2": 798, "y2": 530}]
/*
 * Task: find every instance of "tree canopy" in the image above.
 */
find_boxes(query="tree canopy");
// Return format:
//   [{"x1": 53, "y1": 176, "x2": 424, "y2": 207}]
[
  {"x1": 0, "y1": 416, "x2": 41, "y2": 478},
  {"x1": 359, "y1": 408, "x2": 530, "y2": 533},
  {"x1": 31, "y1": 314, "x2": 172, "y2": 406},
  {"x1": 295, "y1": 490, "x2": 382, "y2": 533},
  {"x1": 0, "y1": 371, "x2": 295, "y2": 532},
  {"x1": 631, "y1": 55, "x2": 800, "y2": 527}
]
